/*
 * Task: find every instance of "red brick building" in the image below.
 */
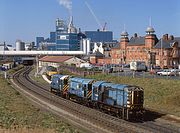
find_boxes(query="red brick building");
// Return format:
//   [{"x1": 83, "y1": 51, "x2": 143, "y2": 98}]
[
  {"x1": 89, "y1": 51, "x2": 104, "y2": 64},
  {"x1": 111, "y1": 26, "x2": 158, "y2": 67},
  {"x1": 91, "y1": 26, "x2": 180, "y2": 68},
  {"x1": 154, "y1": 34, "x2": 180, "y2": 68},
  {"x1": 89, "y1": 51, "x2": 111, "y2": 65}
]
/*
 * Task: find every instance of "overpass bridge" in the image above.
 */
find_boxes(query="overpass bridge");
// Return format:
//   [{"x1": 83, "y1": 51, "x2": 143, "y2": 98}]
[
  {"x1": 0, "y1": 50, "x2": 85, "y2": 56},
  {"x1": 0, "y1": 50, "x2": 86, "y2": 65}
]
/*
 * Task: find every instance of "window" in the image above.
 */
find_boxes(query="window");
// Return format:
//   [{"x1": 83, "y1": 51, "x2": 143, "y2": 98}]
[
  {"x1": 132, "y1": 48, "x2": 135, "y2": 52},
  {"x1": 142, "y1": 47, "x2": 146, "y2": 52},
  {"x1": 164, "y1": 51, "x2": 167, "y2": 56},
  {"x1": 137, "y1": 47, "x2": 141, "y2": 52}
]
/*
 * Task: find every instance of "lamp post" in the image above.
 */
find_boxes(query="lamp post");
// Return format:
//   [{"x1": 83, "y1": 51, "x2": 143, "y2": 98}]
[{"x1": 3, "y1": 42, "x2": 5, "y2": 60}]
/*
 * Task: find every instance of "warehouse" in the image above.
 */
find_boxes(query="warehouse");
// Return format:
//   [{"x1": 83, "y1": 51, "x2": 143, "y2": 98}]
[{"x1": 39, "y1": 56, "x2": 86, "y2": 68}]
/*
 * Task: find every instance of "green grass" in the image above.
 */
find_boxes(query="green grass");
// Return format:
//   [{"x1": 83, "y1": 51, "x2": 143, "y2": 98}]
[
  {"x1": 7, "y1": 65, "x2": 24, "y2": 75},
  {"x1": 86, "y1": 74, "x2": 180, "y2": 116},
  {"x1": 0, "y1": 77, "x2": 82, "y2": 132},
  {"x1": 29, "y1": 67, "x2": 49, "y2": 85}
]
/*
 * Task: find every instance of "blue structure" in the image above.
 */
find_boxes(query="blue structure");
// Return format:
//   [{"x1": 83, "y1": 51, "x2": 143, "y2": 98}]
[
  {"x1": 50, "y1": 74, "x2": 69, "y2": 95},
  {"x1": 92, "y1": 82, "x2": 129, "y2": 107},
  {"x1": 85, "y1": 30, "x2": 113, "y2": 42},
  {"x1": 36, "y1": 17, "x2": 81, "y2": 51},
  {"x1": 69, "y1": 77, "x2": 94, "y2": 98},
  {"x1": 36, "y1": 37, "x2": 44, "y2": 48},
  {"x1": 55, "y1": 33, "x2": 79, "y2": 51},
  {"x1": 91, "y1": 81, "x2": 108, "y2": 101},
  {"x1": 50, "y1": 32, "x2": 56, "y2": 42}
]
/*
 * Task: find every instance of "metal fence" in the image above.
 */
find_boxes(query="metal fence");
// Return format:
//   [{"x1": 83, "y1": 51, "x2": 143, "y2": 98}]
[
  {"x1": 57, "y1": 64, "x2": 180, "y2": 80},
  {"x1": 112, "y1": 70, "x2": 180, "y2": 80},
  {"x1": 58, "y1": 65, "x2": 102, "y2": 77}
]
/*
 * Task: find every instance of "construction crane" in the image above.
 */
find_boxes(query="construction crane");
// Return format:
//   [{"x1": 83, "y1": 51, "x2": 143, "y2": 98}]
[
  {"x1": 85, "y1": 1, "x2": 103, "y2": 30},
  {"x1": 102, "y1": 22, "x2": 107, "y2": 31}
]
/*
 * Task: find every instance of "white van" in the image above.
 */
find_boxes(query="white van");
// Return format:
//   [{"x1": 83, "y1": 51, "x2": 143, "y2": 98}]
[
  {"x1": 130, "y1": 61, "x2": 147, "y2": 71},
  {"x1": 80, "y1": 63, "x2": 93, "y2": 69}
]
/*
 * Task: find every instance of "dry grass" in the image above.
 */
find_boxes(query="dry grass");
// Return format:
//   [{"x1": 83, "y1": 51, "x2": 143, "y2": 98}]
[
  {"x1": 0, "y1": 128, "x2": 55, "y2": 133},
  {"x1": 0, "y1": 77, "x2": 82, "y2": 133}
]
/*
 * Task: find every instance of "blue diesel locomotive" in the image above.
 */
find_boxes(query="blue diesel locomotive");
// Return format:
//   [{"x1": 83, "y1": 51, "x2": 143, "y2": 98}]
[{"x1": 50, "y1": 75, "x2": 144, "y2": 120}]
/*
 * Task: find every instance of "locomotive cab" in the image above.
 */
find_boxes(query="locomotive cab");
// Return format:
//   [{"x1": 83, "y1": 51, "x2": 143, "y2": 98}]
[
  {"x1": 50, "y1": 74, "x2": 69, "y2": 97},
  {"x1": 126, "y1": 86, "x2": 144, "y2": 120},
  {"x1": 68, "y1": 78, "x2": 95, "y2": 102}
]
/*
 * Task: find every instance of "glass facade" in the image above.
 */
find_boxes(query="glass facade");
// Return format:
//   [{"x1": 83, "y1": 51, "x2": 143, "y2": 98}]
[
  {"x1": 36, "y1": 18, "x2": 80, "y2": 51},
  {"x1": 85, "y1": 31, "x2": 113, "y2": 42},
  {"x1": 50, "y1": 32, "x2": 56, "y2": 42},
  {"x1": 36, "y1": 37, "x2": 44, "y2": 48}
]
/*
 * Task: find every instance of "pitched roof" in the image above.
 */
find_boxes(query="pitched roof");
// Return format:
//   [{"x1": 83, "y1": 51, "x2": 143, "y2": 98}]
[
  {"x1": 111, "y1": 43, "x2": 120, "y2": 49},
  {"x1": 128, "y1": 36, "x2": 145, "y2": 46},
  {"x1": 154, "y1": 37, "x2": 180, "y2": 49},
  {"x1": 39, "y1": 56, "x2": 73, "y2": 63},
  {"x1": 90, "y1": 51, "x2": 104, "y2": 57}
]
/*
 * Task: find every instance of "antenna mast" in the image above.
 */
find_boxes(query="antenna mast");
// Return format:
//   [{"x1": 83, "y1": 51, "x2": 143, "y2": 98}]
[{"x1": 149, "y1": 16, "x2": 152, "y2": 27}]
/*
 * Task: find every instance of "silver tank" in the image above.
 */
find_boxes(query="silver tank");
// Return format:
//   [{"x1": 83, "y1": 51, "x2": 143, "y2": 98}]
[{"x1": 16, "y1": 40, "x2": 25, "y2": 51}]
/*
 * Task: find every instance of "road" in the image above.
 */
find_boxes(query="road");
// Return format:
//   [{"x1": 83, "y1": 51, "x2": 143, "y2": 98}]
[{"x1": 112, "y1": 69, "x2": 180, "y2": 80}]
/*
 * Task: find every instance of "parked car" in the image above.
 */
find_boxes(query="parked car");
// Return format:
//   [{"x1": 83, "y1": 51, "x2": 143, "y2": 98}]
[
  {"x1": 157, "y1": 69, "x2": 179, "y2": 76},
  {"x1": 80, "y1": 63, "x2": 93, "y2": 69},
  {"x1": 151, "y1": 66, "x2": 162, "y2": 74}
]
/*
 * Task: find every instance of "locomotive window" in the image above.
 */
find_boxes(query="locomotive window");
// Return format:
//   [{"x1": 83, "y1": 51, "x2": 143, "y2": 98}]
[
  {"x1": 88, "y1": 83, "x2": 92, "y2": 91},
  {"x1": 133, "y1": 91, "x2": 142, "y2": 104},
  {"x1": 93, "y1": 87, "x2": 98, "y2": 93},
  {"x1": 79, "y1": 83, "x2": 82, "y2": 88},
  {"x1": 76, "y1": 83, "x2": 82, "y2": 89},
  {"x1": 64, "y1": 79, "x2": 68, "y2": 85}
]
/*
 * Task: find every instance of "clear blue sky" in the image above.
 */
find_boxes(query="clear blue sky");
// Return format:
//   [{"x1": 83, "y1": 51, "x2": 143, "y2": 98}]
[{"x1": 0, "y1": 0, "x2": 180, "y2": 45}]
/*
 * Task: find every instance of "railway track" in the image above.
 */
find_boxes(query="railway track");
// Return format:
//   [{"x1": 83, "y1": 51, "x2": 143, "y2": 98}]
[{"x1": 11, "y1": 66, "x2": 180, "y2": 133}]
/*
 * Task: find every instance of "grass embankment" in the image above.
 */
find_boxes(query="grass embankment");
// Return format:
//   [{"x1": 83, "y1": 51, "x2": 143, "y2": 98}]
[
  {"x1": 0, "y1": 74, "x2": 82, "y2": 132},
  {"x1": 87, "y1": 74, "x2": 180, "y2": 116},
  {"x1": 29, "y1": 67, "x2": 49, "y2": 85}
]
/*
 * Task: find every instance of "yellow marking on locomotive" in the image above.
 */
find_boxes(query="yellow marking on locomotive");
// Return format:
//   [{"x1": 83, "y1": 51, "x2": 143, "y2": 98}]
[
  {"x1": 132, "y1": 91, "x2": 134, "y2": 104},
  {"x1": 87, "y1": 90, "x2": 92, "y2": 98},
  {"x1": 47, "y1": 71, "x2": 58, "y2": 76},
  {"x1": 89, "y1": 80, "x2": 95, "y2": 84},
  {"x1": 63, "y1": 85, "x2": 69, "y2": 92},
  {"x1": 87, "y1": 80, "x2": 94, "y2": 98}
]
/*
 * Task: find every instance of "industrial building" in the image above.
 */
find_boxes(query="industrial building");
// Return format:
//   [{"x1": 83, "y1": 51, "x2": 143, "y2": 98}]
[
  {"x1": 0, "y1": 42, "x2": 14, "y2": 51},
  {"x1": 15, "y1": 40, "x2": 35, "y2": 51},
  {"x1": 39, "y1": 56, "x2": 86, "y2": 68},
  {"x1": 36, "y1": 17, "x2": 87, "y2": 51}
]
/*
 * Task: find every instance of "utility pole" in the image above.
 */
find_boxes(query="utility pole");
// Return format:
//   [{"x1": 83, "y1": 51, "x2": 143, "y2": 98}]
[
  {"x1": 160, "y1": 37, "x2": 163, "y2": 68},
  {"x1": 35, "y1": 54, "x2": 39, "y2": 77}
]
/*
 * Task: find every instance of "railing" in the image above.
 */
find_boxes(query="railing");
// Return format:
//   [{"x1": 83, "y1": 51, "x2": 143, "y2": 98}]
[{"x1": 58, "y1": 65, "x2": 102, "y2": 77}]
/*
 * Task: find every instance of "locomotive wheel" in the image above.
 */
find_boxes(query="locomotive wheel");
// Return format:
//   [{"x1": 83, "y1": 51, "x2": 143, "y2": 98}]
[{"x1": 49, "y1": 88, "x2": 52, "y2": 92}]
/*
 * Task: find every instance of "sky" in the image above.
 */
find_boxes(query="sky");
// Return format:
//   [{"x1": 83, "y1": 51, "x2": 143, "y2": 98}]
[{"x1": 0, "y1": 0, "x2": 180, "y2": 45}]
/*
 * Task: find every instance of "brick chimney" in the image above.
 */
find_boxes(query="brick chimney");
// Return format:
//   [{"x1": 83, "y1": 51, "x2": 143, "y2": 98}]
[{"x1": 169, "y1": 35, "x2": 174, "y2": 40}]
